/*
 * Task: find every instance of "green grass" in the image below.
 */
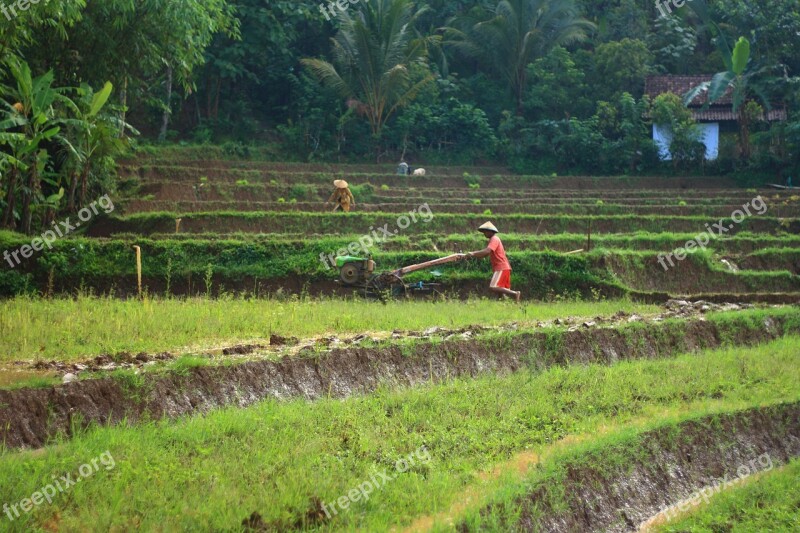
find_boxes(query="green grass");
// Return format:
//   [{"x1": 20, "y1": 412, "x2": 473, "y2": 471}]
[
  {"x1": 657, "y1": 458, "x2": 800, "y2": 532},
  {"x1": 0, "y1": 337, "x2": 797, "y2": 531},
  {"x1": 6, "y1": 229, "x2": 800, "y2": 298},
  {"x1": 0, "y1": 296, "x2": 658, "y2": 362}
]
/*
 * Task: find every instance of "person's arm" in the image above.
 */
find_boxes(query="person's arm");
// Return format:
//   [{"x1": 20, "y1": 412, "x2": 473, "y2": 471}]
[
  {"x1": 466, "y1": 247, "x2": 491, "y2": 259},
  {"x1": 347, "y1": 189, "x2": 355, "y2": 205},
  {"x1": 325, "y1": 190, "x2": 337, "y2": 205}
]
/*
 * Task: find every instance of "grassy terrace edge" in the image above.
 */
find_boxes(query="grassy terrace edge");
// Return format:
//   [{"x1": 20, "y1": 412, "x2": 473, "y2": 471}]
[
  {"x1": 655, "y1": 458, "x2": 800, "y2": 532},
  {"x1": 458, "y1": 401, "x2": 800, "y2": 532},
  {"x1": 1, "y1": 307, "x2": 798, "y2": 449},
  {"x1": 2, "y1": 230, "x2": 799, "y2": 298},
  {"x1": 0, "y1": 337, "x2": 797, "y2": 530}
]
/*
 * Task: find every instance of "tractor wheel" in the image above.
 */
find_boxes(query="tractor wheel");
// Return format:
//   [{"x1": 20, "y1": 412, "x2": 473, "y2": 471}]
[{"x1": 339, "y1": 262, "x2": 362, "y2": 285}]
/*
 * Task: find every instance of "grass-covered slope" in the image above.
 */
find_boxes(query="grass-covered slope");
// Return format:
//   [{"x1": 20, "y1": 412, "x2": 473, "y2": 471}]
[
  {"x1": 2, "y1": 231, "x2": 799, "y2": 298},
  {"x1": 0, "y1": 337, "x2": 798, "y2": 531}
]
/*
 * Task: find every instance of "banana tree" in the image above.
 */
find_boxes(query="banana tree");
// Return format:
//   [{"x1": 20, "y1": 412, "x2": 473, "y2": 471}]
[
  {"x1": 61, "y1": 81, "x2": 131, "y2": 211},
  {"x1": 0, "y1": 60, "x2": 77, "y2": 233},
  {"x1": 684, "y1": 0, "x2": 772, "y2": 159},
  {"x1": 0, "y1": 127, "x2": 28, "y2": 229}
]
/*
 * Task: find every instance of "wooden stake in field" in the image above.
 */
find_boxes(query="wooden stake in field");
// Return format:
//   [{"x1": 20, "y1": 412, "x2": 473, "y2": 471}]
[
  {"x1": 587, "y1": 220, "x2": 592, "y2": 252},
  {"x1": 133, "y1": 245, "x2": 142, "y2": 298},
  {"x1": 176, "y1": 218, "x2": 182, "y2": 234}
]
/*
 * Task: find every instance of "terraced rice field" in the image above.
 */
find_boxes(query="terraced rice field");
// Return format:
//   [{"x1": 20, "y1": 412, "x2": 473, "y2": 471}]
[{"x1": 0, "y1": 153, "x2": 798, "y2": 531}]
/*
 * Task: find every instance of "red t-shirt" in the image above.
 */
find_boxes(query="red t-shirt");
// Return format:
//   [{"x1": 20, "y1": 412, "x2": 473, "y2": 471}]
[{"x1": 488, "y1": 235, "x2": 511, "y2": 272}]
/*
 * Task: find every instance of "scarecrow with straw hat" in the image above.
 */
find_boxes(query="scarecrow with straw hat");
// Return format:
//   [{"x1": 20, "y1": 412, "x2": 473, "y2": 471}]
[
  {"x1": 462, "y1": 222, "x2": 521, "y2": 302},
  {"x1": 326, "y1": 179, "x2": 356, "y2": 212}
]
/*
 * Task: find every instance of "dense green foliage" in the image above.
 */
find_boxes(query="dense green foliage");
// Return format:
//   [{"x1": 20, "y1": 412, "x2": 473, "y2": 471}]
[
  {"x1": 1, "y1": 0, "x2": 798, "y2": 187},
  {"x1": 0, "y1": 1, "x2": 238, "y2": 234}
]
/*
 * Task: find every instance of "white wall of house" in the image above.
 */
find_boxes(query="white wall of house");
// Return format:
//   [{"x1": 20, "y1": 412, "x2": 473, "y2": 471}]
[{"x1": 653, "y1": 123, "x2": 720, "y2": 161}]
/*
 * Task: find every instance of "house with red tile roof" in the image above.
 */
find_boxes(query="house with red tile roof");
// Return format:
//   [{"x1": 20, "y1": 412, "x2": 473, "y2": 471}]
[{"x1": 644, "y1": 75, "x2": 787, "y2": 161}]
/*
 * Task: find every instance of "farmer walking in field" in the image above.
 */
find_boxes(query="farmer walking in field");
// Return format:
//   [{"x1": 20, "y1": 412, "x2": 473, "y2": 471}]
[
  {"x1": 463, "y1": 222, "x2": 521, "y2": 302},
  {"x1": 326, "y1": 179, "x2": 356, "y2": 212}
]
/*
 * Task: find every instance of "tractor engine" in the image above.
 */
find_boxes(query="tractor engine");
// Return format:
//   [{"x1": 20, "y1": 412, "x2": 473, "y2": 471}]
[{"x1": 336, "y1": 255, "x2": 375, "y2": 286}]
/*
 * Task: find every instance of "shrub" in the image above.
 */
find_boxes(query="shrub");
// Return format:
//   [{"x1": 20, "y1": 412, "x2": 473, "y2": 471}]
[
  {"x1": 222, "y1": 141, "x2": 251, "y2": 159},
  {"x1": 349, "y1": 183, "x2": 375, "y2": 203},
  {"x1": 289, "y1": 184, "x2": 310, "y2": 201}
]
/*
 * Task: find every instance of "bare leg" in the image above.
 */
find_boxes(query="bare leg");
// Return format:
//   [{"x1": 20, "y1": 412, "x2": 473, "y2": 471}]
[{"x1": 489, "y1": 286, "x2": 522, "y2": 302}]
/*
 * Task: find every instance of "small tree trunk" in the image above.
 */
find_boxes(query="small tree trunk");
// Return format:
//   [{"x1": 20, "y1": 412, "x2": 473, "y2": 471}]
[
  {"x1": 194, "y1": 93, "x2": 201, "y2": 126},
  {"x1": 158, "y1": 65, "x2": 174, "y2": 142},
  {"x1": 206, "y1": 76, "x2": 212, "y2": 119},
  {"x1": 515, "y1": 68, "x2": 526, "y2": 116},
  {"x1": 21, "y1": 164, "x2": 38, "y2": 234},
  {"x1": 213, "y1": 77, "x2": 221, "y2": 120},
  {"x1": 738, "y1": 109, "x2": 751, "y2": 160},
  {"x1": 68, "y1": 171, "x2": 78, "y2": 212},
  {"x1": 119, "y1": 76, "x2": 128, "y2": 138},
  {"x1": 79, "y1": 165, "x2": 90, "y2": 208},
  {"x1": 2, "y1": 167, "x2": 17, "y2": 229},
  {"x1": 43, "y1": 207, "x2": 55, "y2": 227}
]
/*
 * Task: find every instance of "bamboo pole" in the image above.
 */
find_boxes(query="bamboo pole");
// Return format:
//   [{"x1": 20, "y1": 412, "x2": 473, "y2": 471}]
[{"x1": 393, "y1": 253, "x2": 464, "y2": 277}]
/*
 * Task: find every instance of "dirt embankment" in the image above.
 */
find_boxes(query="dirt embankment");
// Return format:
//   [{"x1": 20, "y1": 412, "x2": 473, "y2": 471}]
[
  {"x1": 0, "y1": 313, "x2": 796, "y2": 449},
  {"x1": 460, "y1": 402, "x2": 800, "y2": 532}
]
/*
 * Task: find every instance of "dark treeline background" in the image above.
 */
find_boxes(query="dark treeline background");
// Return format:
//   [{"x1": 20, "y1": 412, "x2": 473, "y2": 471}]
[{"x1": 1, "y1": 0, "x2": 799, "y2": 183}]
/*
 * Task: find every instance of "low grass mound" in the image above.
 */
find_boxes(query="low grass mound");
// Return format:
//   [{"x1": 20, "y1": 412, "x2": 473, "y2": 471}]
[
  {"x1": 80, "y1": 231, "x2": 800, "y2": 254},
  {"x1": 0, "y1": 337, "x2": 797, "y2": 530}
]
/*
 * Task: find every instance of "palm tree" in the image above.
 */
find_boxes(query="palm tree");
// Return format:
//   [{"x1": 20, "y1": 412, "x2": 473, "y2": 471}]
[
  {"x1": 445, "y1": 0, "x2": 594, "y2": 115},
  {"x1": 301, "y1": 0, "x2": 433, "y2": 138}
]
